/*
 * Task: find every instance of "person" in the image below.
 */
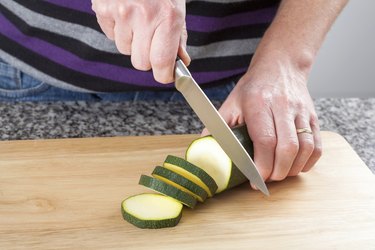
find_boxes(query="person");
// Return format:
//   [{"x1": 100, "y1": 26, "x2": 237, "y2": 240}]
[{"x1": 0, "y1": 0, "x2": 348, "y2": 185}]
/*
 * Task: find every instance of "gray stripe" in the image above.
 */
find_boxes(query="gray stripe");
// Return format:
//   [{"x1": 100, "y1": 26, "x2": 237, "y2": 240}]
[
  {"x1": 1, "y1": 0, "x2": 119, "y2": 54},
  {"x1": 2, "y1": 0, "x2": 261, "y2": 61},
  {"x1": 187, "y1": 38, "x2": 261, "y2": 60},
  {"x1": 0, "y1": 50, "x2": 93, "y2": 93}
]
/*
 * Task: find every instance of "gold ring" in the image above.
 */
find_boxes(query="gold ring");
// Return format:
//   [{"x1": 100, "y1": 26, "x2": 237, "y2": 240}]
[{"x1": 296, "y1": 128, "x2": 313, "y2": 134}]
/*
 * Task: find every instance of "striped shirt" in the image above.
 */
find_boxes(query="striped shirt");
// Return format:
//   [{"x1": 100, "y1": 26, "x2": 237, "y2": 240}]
[{"x1": 0, "y1": 0, "x2": 280, "y2": 93}]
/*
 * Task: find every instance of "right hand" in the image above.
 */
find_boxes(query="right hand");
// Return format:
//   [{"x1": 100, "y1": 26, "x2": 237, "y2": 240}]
[{"x1": 92, "y1": 0, "x2": 190, "y2": 83}]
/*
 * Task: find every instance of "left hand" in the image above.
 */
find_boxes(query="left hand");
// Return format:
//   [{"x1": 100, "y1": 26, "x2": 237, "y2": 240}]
[{"x1": 213, "y1": 51, "x2": 322, "y2": 184}]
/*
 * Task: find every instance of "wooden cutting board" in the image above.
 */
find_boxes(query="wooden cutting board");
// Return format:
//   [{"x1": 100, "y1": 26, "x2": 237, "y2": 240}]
[{"x1": 0, "y1": 132, "x2": 374, "y2": 249}]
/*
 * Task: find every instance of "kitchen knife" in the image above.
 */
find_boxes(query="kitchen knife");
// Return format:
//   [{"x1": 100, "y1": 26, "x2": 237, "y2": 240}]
[{"x1": 174, "y1": 58, "x2": 269, "y2": 196}]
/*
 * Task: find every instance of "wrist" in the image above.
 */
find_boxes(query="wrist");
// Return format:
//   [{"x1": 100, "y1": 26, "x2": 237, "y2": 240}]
[{"x1": 250, "y1": 35, "x2": 316, "y2": 77}]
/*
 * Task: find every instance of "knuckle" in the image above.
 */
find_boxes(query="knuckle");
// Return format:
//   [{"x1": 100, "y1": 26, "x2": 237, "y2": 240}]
[
  {"x1": 103, "y1": 32, "x2": 115, "y2": 41},
  {"x1": 94, "y1": 2, "x2": 110, "y2": 17},
  {"x1": 132, "y1": 2, "x2": 153, "y2": 21},
  {"x1": 165, "y1": 5, "x2": 184, "y2": 19},
  {"x1": 117, "y1": 4, "x2": 128, "y2": 19},
  {"x1": 115, "y1": 41, "x2": 130, "y2": 55},
  {"x1": 270, "y1": 173, "x2": 288, "y2": 182},
  {"x1": 253, "y1": 93, "x2": 271, "y2": 107},
  {"x1": 254, "y1": 135, "x2": 277, "y2": 149},
  {"x1": 262, "y1": 170, "x2": 273, "y2": 182},
  {"x1": 273, "y1": 93, "x2": 288, "y2": 104},
  {"x1": 151, "y1": 55, "x2": 171, "y2": 69},
  {"x1": 300, "y1": 138, "x2": 315, "y2": 154},
  {"x1": 310, "y1": 114, "x2": 319, "y2": 126},
  {"x1": 313, "y1": 144, "x2": 323, "y2": 159},
  {"x1": 162, "y1": 7, "x2": 184, "y2": 29},
  {"x1": 295, "y1": 101, "x2": 304, "y2": 111},
  {"x1": 288, "y1": 171, "x2": 299, "y2": 177},
  {"x1": 279, "y1": 140, "x2": 299, "y2": 156},
  {"x1": 131, "y1": 56, "x2": 151, "y2": 71}
]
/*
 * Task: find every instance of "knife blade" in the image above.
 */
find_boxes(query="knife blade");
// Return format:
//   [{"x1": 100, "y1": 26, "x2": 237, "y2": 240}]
[{"x1": 174, "y1": 59, "x2": 269, "y2": 196}]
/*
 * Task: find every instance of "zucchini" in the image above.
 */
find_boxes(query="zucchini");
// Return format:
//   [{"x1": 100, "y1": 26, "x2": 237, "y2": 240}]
[
  {"x1": 139, "y1": 175, "x2": 197, "y2": 208},
  {"x1": 163, "y1": 155, "x2": 218, "y2": 197},
  {"x1": 121, "y1": 193, "x2": 183, "y2": 229},
  {"x1": 152, "y1": 166, "x2": 208, "y2": 202},
  {"x1": 186, "y1": 125, "x2": 253, "y2": 193}
]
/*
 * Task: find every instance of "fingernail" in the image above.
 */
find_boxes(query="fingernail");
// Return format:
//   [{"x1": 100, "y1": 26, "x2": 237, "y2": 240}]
[{"x1": 250, "y1": 184, "x2": 258, "y2": 190}]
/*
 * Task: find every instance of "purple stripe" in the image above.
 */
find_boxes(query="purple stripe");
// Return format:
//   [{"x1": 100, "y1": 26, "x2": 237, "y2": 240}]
[
  {"x1": 0, "y1": 14, "x2": 247, "y2": 87},
  {"x1": 186, "y1": 7, "x2": 277, "y2": 32},
  {"x1": 44, "y1": 0, "x2": 94, "y2": 14},
  {"x1": 0, "y1": 14, "x2": 157, "y2": 86},
  {"x1": 44, "y1": 1, "x2": 276, "y2": 32}
]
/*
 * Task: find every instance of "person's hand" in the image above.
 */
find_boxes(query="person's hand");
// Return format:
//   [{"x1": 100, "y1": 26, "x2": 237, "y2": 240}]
[
  {"x1": 91, "y1": 0, "x2": 190, "y2": 83},
  {"x1": 212, "y1": 50, "x2": 322, "y2": 185}
]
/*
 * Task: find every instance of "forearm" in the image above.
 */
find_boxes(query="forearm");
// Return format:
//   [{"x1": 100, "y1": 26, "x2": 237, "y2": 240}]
[{"x1": 250, "y1": 0, "x2": 348, "y2": 74}]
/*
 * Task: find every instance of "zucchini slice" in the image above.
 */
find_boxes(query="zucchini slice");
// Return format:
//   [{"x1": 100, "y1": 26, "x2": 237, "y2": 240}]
[
  {"x1": 121, "y1": 193, "x2": 183, "y2": 229},
  {"x1": 152, "y1": 166, "x2": 208, "y2": 202},
  {"x1": 139, "y1": 175, "x2": 197, "y2": 208},
  {"x1": 163, "y1": 155, "x2": 218, "y2": 197},
  {"x1": 186, "y1": 125, "x2": 252, "y2": 193}
]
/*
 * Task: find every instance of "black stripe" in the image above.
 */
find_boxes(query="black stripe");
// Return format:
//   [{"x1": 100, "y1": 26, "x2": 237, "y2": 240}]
[
  {"x1": 13, "y1": 0, "x2": 280, "y2": 29},
  {"x1": 189, "y1": 55, "x2": 253, "y2": 72},
  {"x1": 187, "y1": 0, "x2": 281, "y2": 17},
  {"x1": 187, "y1": 23, "x2": 270, "y2": 46},
  {"x1": 0, "y1": 4, "x2": 134, "y2": 68},
  {"x1": 0, "y1": 34, "x2": 163, "y2": 92},
  {"x1": 12, "y1": 0, "x2": 102, "y2": 32},
  {"x1": 1, "y1": 4, "x2": 264, "y2": 73},
  {"x1": 8, "y1": 1, "x2": 275, "y2": 49}
]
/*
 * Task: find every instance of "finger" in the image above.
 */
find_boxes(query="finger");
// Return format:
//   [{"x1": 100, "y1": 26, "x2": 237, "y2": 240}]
[
  {"x1": 269, "y1": 112, "x2": 299, "y2": 181},
  {"x1": 114, "y1": 23, "x2": 133, "y2": 55},
  {"x1": 91, "y1": 0, "x2": 111, "y2": 18},
  {"x1": 178, "y1": 23, "x2": 191, "y2": 66},
  {"x1": 131, "y1": 28, "x2": 152, "y2": 71},
  {"x1": 288, "y1": 114, "x2": 314, "y2": 176},
  {"x1": 150, "y1": 20, "x2": 182, "y2": 84},
  {"x1": 200, "y1": 97, "x2": 241, "y2": 137},
  {"x1": 302, "y1": 115, "x2": 322, "y2": 172},
  {"x1": 97, "y1": 17, "x2": 115, "y2": 40},
  {"x1": 245, "y1": 107, "x2": 276, "y2": 182}
]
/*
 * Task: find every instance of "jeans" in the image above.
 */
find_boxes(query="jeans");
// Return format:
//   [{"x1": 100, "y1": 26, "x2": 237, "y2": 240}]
[{"x1": 0, "y1": 58, "x2": 237, "y2": 102}]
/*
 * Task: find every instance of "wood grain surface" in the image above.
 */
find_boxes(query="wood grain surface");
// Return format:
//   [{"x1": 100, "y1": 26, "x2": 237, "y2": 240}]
[{"x1": 0, "y1": 132, "x2": 374, "y2": 249}]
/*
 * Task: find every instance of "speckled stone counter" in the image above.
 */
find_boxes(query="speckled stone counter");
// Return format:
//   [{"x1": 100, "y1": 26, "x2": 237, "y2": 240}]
[{"x1": 0, "y1": 98, "x2": 374, "y2": 173}]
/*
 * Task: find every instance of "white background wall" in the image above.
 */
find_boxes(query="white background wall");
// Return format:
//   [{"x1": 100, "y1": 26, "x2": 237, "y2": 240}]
[{"x1": 308, "y1": 0, "x2": 375, "y2": 97}]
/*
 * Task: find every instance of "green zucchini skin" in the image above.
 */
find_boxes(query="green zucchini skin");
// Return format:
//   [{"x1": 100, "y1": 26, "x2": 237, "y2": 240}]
[
  {"x1": 121, "y1": 205, "x2": 182, "y2": 229},
  {"x1": 188, "y1": 125, "x2": 254, "y2": 191},
  {"x1": 152, "y1": 166, "x2": 208, "y2": 202},
  {"x1": 121, "y1": 194, "x2": 183, "y2": 229},
  {"x1": 139, "y1": 175, "x2": 197, "y2": 208},
  {"x1": 164, "y1": 155, "x2": 218, "y2": 196},
  {"x1": 226, "y1": 125, "x2": 253, "y2": 190}
]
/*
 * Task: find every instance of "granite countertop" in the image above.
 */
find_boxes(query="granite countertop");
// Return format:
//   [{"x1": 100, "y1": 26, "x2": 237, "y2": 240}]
[{"x1": 0, "y1": 98, "x2": 374, "y2": 173}]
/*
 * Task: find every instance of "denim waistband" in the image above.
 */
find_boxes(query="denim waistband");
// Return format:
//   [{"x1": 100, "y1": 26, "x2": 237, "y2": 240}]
[{"x1": 0, "y1": 57, "x2": 238, "y2": 102}]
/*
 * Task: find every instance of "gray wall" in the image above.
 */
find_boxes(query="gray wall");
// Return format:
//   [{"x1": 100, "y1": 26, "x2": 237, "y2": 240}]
[{"x1": 308, "y1": 0, "x2": 375, "y2": 97}]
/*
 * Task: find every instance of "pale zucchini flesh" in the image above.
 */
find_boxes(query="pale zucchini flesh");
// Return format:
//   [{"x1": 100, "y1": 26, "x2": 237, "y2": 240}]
[
  {"x1": 186, "y1": 125, "x2": 251, "y2": 193},
  {"x1": 152, "y1": 166, "x2": 208, "y2": 202},
  {"x1": 163, "y1": 155, "x2": 218, "y2": 197},
  {"x1": 121, "y1": 193, "x2": 183, "y2": 229},
  {"x1": 139, "y1": 175, "x2": 197, "y2": 208},
  {"x1": 186, "y1": 137, "x2": 233, "y2": 193}
]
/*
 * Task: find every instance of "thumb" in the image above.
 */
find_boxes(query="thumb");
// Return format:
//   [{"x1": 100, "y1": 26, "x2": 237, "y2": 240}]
[{"x1": 178, "y1": 22, "x2": 191, "y2": 66}]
